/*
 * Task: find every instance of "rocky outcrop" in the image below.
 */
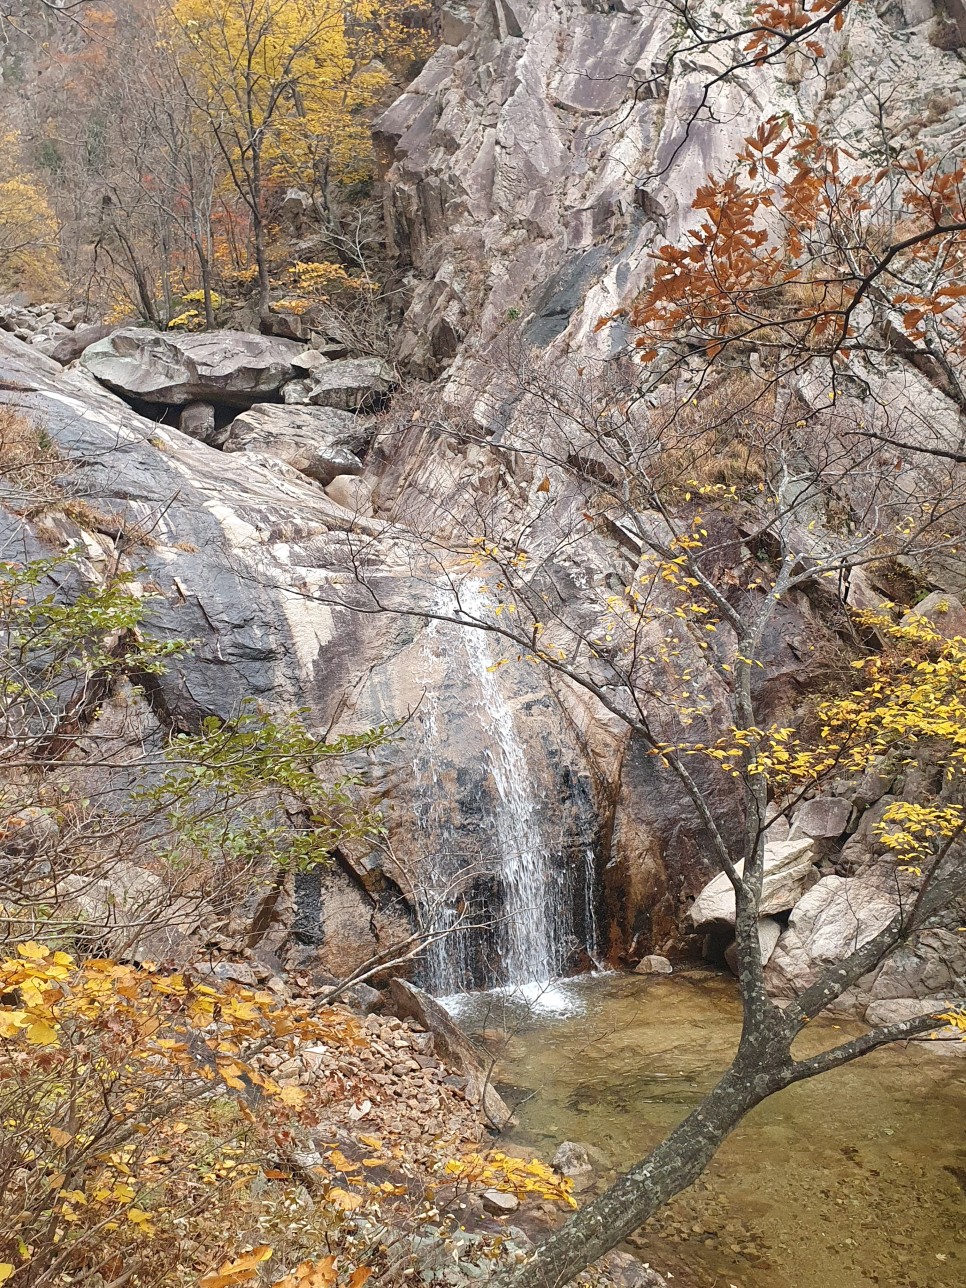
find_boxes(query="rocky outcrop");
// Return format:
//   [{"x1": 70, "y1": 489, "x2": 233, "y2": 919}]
[
  {"x1": 80, "y1": 327, "x2": 304, "y2": 406},
  {"x1": 0, "y1": 333, "x2": 600, "y2": 983},
  {"x1": 222, "y1": 403, "x2": 370, "y2": 485},
  {"x1": 282, "y1": 357, "x2": 396, "y2": 411}
]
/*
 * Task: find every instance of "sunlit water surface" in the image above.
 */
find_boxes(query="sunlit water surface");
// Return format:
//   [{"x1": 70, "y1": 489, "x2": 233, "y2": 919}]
[{"x1": 449, "y1": 971, "x2": 965, "y2": 1288}]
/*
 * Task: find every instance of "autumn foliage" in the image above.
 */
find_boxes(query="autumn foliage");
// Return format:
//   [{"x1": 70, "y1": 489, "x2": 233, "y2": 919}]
[{"x1": 613, "y1": 116, "x2": 966, "y2": 381}]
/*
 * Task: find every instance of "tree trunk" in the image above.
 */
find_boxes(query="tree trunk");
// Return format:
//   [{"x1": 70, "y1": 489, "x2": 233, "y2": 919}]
[{"x1": 505, "y1": 1056, "x2": 787, "y2": 1288}]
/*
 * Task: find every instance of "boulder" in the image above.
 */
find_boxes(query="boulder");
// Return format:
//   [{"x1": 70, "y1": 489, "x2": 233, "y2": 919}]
[
  {"x1": 634, "y1": 954, "x2": 672, "y2": 975},
  {"x1": 281, "y1": 357, "x2": 395, "y2": 412},
  {"x1": 763, "y1": 875, "x2": 900, "y2": 997},
  {"x1": 222, "y1": 403, "x2": 368, "y2": 485},
  {"x1": 62, "y1": 860, "x2": 200, "y2": 963},
  {"x1": 864, "y1": 997, "x2": 955, "y2": 1028},
  {"x1": 44, "y1": 322, "x2": 119, "y2": 365},
  {"x1": 388, "y1": 978, "x2": 512, "y2": 1128},
  {"x1": 865, "y1": 928, "x2": 966, "y2": 1002},
  {"x1": 899, "y1": 591, "x2": 966, "y2": 640},
  {"x1": 601, "y1": 1251, "x2": 668, "y2": 1288},
  {"x1": 481, "y1": 1188, "x2": 520, "y2": 1215},
  {"x1": 325, "y1": 474, "x2": 375, "y2": 514},
  {"x1": 723, "y1": 916, "x2": 782, "y2": 975},
  {"x1": 179, "y1": 401, "x2": 219, "y2": 445},
  {"x1": 788, "y1": 796, "x2": 854, "y2": 841},
  {"x1": 80, "y1": 327, "x2": 303, "y2": 406},
  {"x1": 552, "y1": 1140, "x2": 611, "y2": 1192},
  {"x1": 689, "y1": 838, "x2": 819, "y2": 928}
]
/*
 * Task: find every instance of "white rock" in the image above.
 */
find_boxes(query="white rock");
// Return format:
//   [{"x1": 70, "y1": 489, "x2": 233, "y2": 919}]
[
  {"x1": 689, "y1": 839, "x2": 818, "y2": 928},
  {"x1": 763, "y1": 876, "x2": 900, "y2": 997},
  {"x1": 481, "y1": 1188, "x2": 520, "y2": 1215}
]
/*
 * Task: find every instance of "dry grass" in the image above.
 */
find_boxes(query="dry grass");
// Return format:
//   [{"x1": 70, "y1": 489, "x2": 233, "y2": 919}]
[
  {"x1": 0, "y1": 405, "x2": 63, "y2": 500},
  {"x1": 648, "y1": 370, "x2": 774, "y2": 497}
]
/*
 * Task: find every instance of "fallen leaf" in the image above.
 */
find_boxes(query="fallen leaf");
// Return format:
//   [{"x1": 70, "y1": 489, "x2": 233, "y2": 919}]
[{"x1": 327, "y1": 1186, "x2": 363, "y2": 1211}]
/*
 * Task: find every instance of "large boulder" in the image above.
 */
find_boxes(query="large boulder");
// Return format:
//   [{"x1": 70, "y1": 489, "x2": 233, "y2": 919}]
[
  {"x1": 222, "y1": 403, "x2": 369, "y2": 485},
  {"x1": 282, "y1": 357, "x2": 395, "y2": 412},
  {"x1": 80, "y1": 327, "x2": 303, "y2": 406},
  {"x1": 763, "y1": 875, "x2": 900, "y2": 997},
  {"x1": 899, "y1": 591, "x2": 966, "y2": 640},
  {"x1": 689, "y1": 838, "x2": 819, "y2": 928},
  {"x1": 788, "y1": 796, "x2": 853, "y2": 842},
  {"x1": 44, "y1": 322, "x2": 119, "y2": 365}
]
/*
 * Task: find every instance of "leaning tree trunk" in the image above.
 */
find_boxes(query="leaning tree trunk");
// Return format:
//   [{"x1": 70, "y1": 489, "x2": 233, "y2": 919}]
[{"x1": 505, "y1": 1052, "x2": 790, "y2": 1288}]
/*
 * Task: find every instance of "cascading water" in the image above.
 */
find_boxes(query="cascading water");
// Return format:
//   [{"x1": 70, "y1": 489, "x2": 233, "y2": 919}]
[{"x1": 409, "y1": 582, "x2": 597, "y2": 998}]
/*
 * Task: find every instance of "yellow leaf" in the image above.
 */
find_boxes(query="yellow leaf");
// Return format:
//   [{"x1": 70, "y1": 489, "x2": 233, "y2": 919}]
[
  {"x1": 17, "y1": 942, "x2": 47, "y2": 960},
  {"x1": 327, "y1": 1186, "x2": 362, "y2": 1211},
  {"x1": 0, "y1": 1010, "x2": 29, "y2": 1039},
  {"x1": 278, "y1": 1085, "x2": 305, "y2": 1108},
  {"x1": 0, "y1": 1265, "x2": 14, "y2": 1284},
  {"x1": 25, "y1": 1020, "x2": 58, "y2": 1047},
  {"x1": 126, "y1": 1208, "x2": 155, "y2": 1235},
  {"x1": 200, "y1": 1245, "x2": 273, "y2": 1288}
]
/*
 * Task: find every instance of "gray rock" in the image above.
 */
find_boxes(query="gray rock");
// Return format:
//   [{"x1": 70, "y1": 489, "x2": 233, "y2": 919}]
[
  {"x1": 325, "y1": 474, "x2": 375, "y2": 514},
  {"x1": 388, "y1": 978, "x2": 512, "y2": 1128},
  {"x1": 481, "y1": 1188, "x2": 520, "y2": 1215},
  {"x1": 864, "y1": 997, "x2": 954, "y2": 1028},
  {"x1": 602, "y1": 1251, "x2": 669, "y2": 1288},
  {"x1": 724, "y1": 917, "x2": 782, "y2": 976},
  {"x1": 689, "y1": 838, "x2": 819, "y2": 928},
  {"x1": 0, "y1": 806, "x2": 60, "y2": 858},
  {"x1": 899, "y1": 591, "x2": 966, "y2": 640},
  {"x1": 281, "y1": 357, "x2": 395, "y2": 412},
  {"x1": 634, "y1": 954, "x2": 672, "y2": 975},
  {"x1": 179, "y1": 400, "x2": 219, "y2": 444},
  {"x1": 62, "y1": 860, "x2": 199, "y2": 963},
  {"x1": 853, "y1": 761, "x2": 896, "y2": 809},
  {"x1": 80, "y1": 327, "x2": 303, "y2": 406},
  {"x1": 222, "y1": 403, "x2": 367, "y2": 484},
  {"x1": 552, "y1": 1140, "x2": 610, "y2": 1192},
  {"x1": 788, "y1": 796, "x2": 854, "y2": 841},
  {"x1": 44, "y1": 322, "x2": 118, "y2": 365},
  {"x1": 764, "y1": 875, "x2": 901, "y2": 997}
]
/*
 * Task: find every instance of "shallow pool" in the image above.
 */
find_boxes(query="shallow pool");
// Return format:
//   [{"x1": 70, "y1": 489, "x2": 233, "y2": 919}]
[{"x1": 451, "y1": 971, "x2": 965, "y2": 1288}]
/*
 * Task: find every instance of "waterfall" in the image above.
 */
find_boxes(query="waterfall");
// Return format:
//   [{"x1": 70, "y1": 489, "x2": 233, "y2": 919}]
[{"x1": 409, "y1": 582, "x2": 589, "y2": 996}]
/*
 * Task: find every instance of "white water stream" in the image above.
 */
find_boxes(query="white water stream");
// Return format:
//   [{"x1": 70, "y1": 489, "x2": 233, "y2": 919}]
[{"x1": 410, "y1": 583, "x2": 596, "y2": 999}]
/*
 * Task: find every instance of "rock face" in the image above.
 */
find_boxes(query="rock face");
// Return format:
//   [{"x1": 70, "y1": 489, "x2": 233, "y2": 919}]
[
  {"x1": 5, "y1": 0, "x2": 966, "y2": 1016},
  {"x1": 80, "y1": 327, "x2": 303, "y2": 406},
  {"x1": 282, "y1": 357, "x2": 395, "y2": 411},
  {"x1": 223, "y1": 403, "x2": 369, "y2": 485},
  {"x1": 689, "y1": 839, "x2": 819, "y2": 928}
]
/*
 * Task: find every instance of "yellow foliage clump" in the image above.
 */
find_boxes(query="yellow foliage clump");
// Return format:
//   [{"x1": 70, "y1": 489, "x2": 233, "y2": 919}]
[
  {"x1": 442, "y1": 1150, "x2": 577, "y2": 1208},
  {"x1": 0, "y1": 133, "x2": 62, "y2": 294}
]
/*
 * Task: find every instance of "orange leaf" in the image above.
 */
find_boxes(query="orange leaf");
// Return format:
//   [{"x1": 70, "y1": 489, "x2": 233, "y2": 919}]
[{"x1": 348, "y1": 1269, "x2": 372, "y2": 1288}]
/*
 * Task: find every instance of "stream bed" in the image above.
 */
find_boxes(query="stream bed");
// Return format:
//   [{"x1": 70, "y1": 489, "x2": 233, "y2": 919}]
[{"x1": 450, "y1": 971, "x2": 965, "y2": 1288}]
